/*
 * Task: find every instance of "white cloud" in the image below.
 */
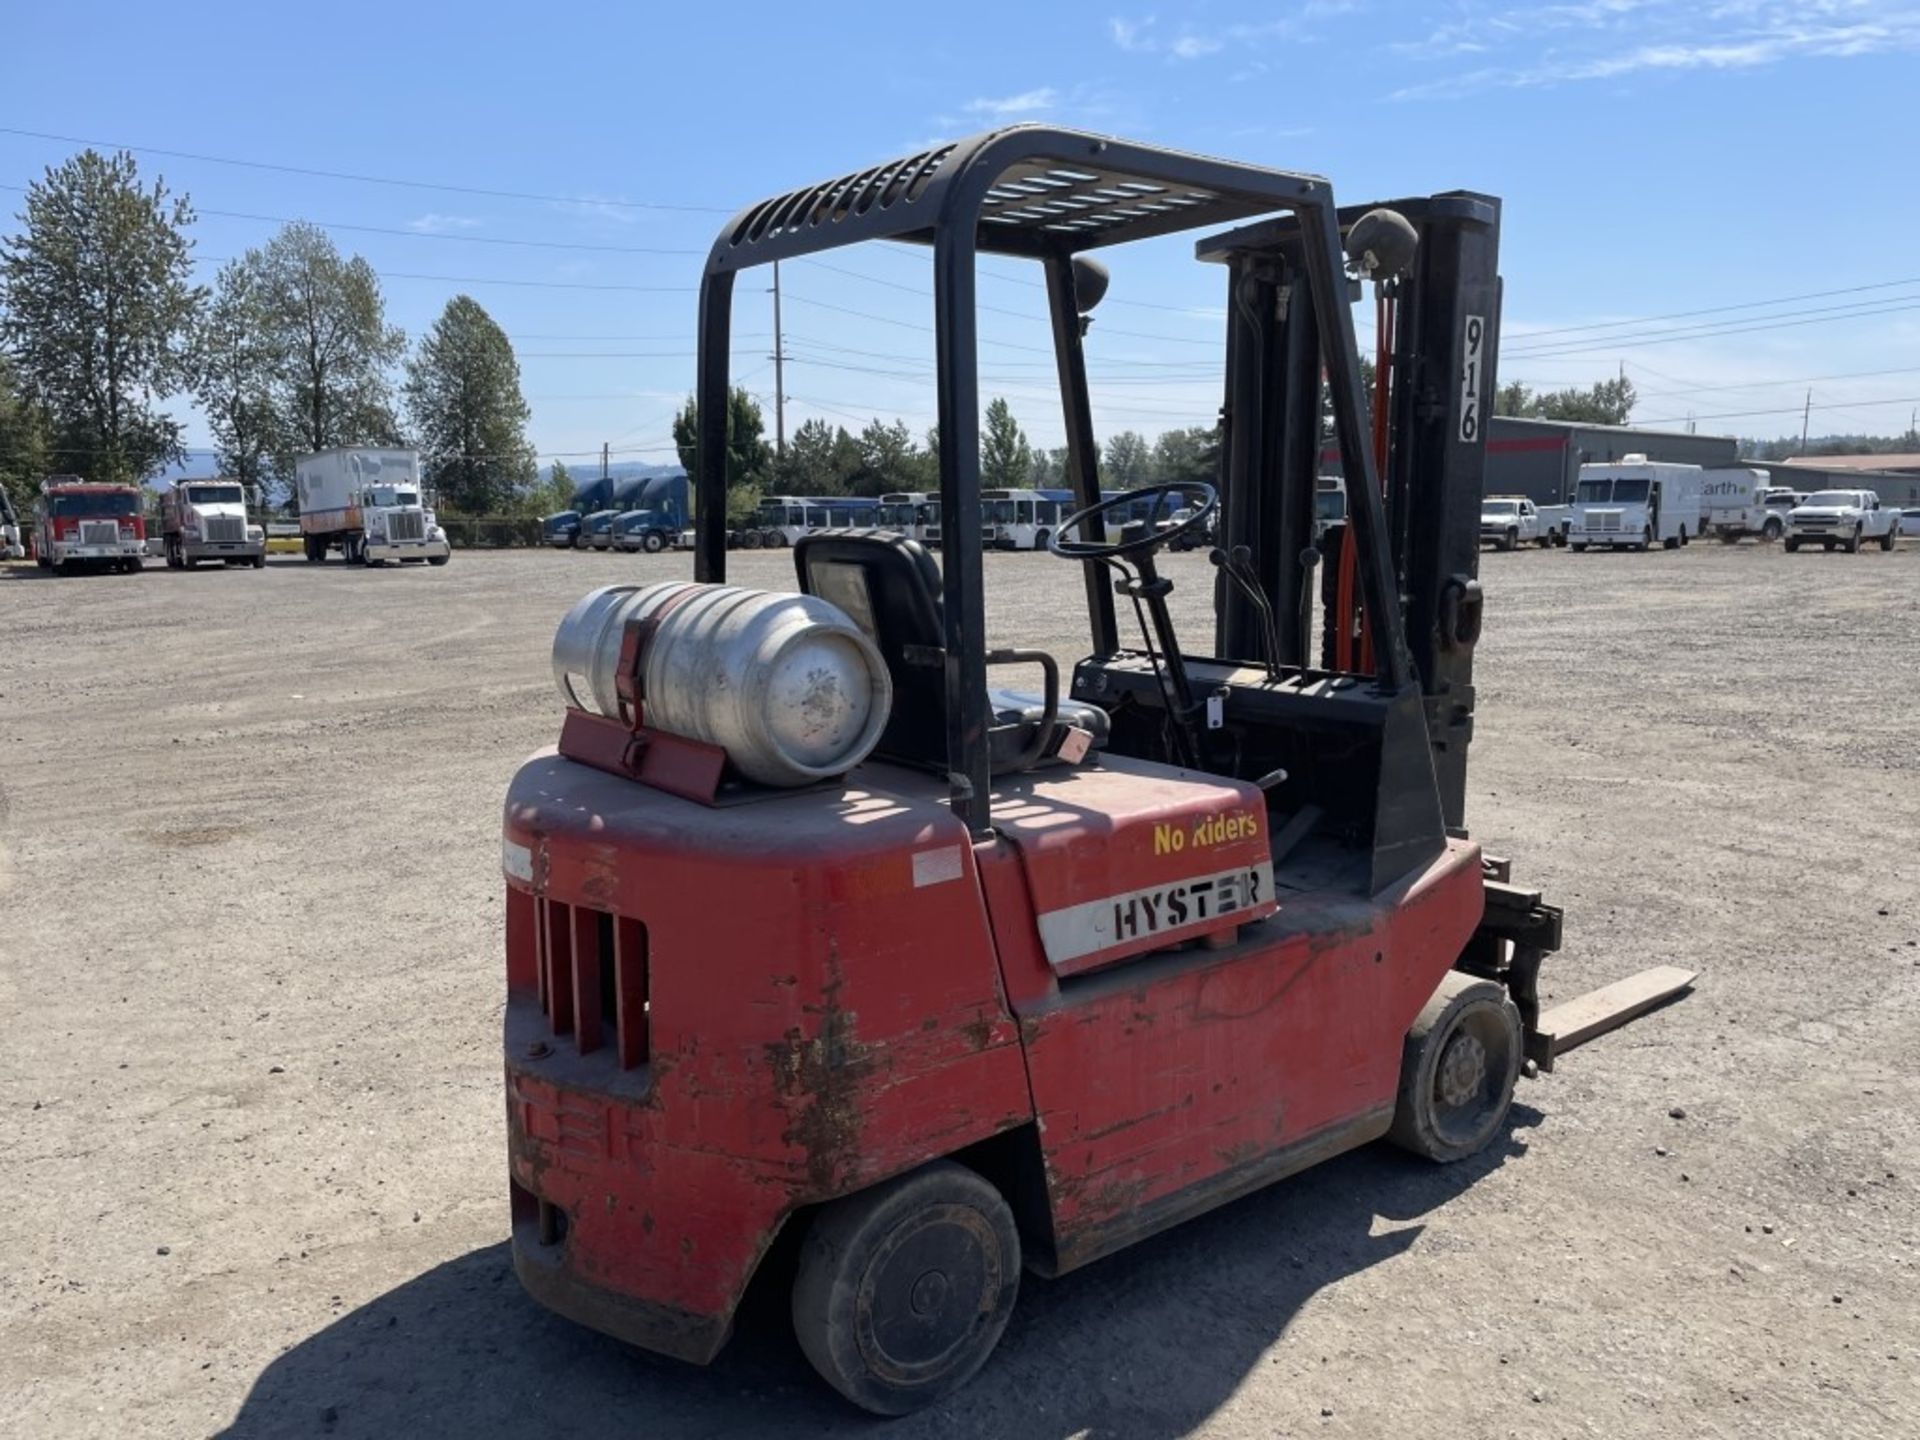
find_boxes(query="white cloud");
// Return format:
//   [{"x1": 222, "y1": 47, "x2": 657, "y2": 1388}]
[
  {"x1": 406, "y1": 213, "x2": 481, "y2": 233},
  {"x1": 1108, "y1": 3, "x2": 1352, "y2": 62},
  {"x1": 962, "y1": 87, "x2": 1060, "y2": 119},
  {"x1": 1392, "y1": 0, "x2": 1920, "y2": 99}
]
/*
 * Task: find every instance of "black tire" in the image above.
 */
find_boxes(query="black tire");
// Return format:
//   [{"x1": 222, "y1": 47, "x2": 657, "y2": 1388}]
[
  {"x1": 792, "y1": 1160, "x2": 1020, "y2": 1416},
  {"x1": 1500, "y1": 528, "x2": 1517, "y2": 552},
  {"x1": 1718, "y1": 530, "x2": 1739, "y2": 544},
  {"x1": 741, "y1": 530, "x2": 763, "y2": 550},
  {"x1": 165, "y1": 538, "x2": 183, "y2": 569},
  {"x1": 1389, "y1": 972, "x2": 1523, "y2": 1163},
  {"x1": 252, "y1": 552, "x2": 266, "y2": 569},
  {"x1": 185, "y1": 554, "x2": 200, "y2": 569},
  {"x1": 1637, "y1": 527, "x2": 1653, "y2": 553},
  {"x1": 1881, "y1": 528, "x2": 1898, "y2": 552},
  {"x1": 642, "y1": 531, "x2": 665, "y2": 553},
  {"x1": 1784, "y1": 537, "x2": 1800, "y2": 553},
  {"x1": 1663, "y1": 534, "x2": 1680, "y2": 550},
  {"x1": 1762, "y1": 520, "x2": 1783, "y2": 543},
  {"x1": 1843, "y1": 526, "x2": 1861, "y2": 554},
  {"x1": 1570, "y1": 543, "x2": 1587, "y2": 553},
  {"x1": 1034, "y1": 530, "x2": 1050, "y2": 552},
  {"x1": 428, "y1": 552, "x2": 450, "y2": 566},
  {"x1": 769, "y1": 530, "x2": 790, "y2": 549}
]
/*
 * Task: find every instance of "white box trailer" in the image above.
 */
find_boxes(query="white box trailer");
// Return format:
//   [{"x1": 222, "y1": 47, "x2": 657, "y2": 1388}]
[
  {"x1": 1699, "y1": 467, "x2": 1791, "y2": 543},
  {"x1": 1568, "y1": 456, "x2": 1703, "y2": 552},
  {"x1": 294, "y1": 448, "x2": 450, "y2": 567}
]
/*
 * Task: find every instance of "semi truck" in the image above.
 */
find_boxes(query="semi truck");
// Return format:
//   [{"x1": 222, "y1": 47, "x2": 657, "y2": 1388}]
[
  {"x1": 294, "y1": 448, "x2": 451, "y2": 566},
  {"x1": 160, "y1": 479, "x2": 266, "y2": 569},
  {"x1": 32, "y1": 478, "x2": 146, "y2": 574}
]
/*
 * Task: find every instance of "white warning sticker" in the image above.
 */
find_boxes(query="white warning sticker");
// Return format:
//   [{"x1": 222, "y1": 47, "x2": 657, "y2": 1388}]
[
  {"x1": 502, "y1": 838, "x2": 534, "y2": 884},
  {"x1": 911, "y1": 846, "x2": 965, "y2": 888}
]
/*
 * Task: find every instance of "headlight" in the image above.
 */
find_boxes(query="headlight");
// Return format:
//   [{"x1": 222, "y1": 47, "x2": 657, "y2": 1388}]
[
  {"x1": 183, "y1": 524, "x2": 201, "y2": 538},
  {"x1": 247, "y1": 526, "x2": 263, "y2": 540}
]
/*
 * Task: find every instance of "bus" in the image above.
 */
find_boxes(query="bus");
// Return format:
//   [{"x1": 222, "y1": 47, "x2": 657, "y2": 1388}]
[
  {"x1": 876, "y1": 491, "x2": 935, "y2": 542},
  {"x1": 982, "y1": 488, "x2": 1072, "y2": 550},
  {"x1": 752, "y1": 495, "x2": 882, "y2": 548}
]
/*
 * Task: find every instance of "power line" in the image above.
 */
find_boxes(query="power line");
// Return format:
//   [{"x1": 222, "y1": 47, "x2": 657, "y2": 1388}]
[
  {"x1": 1633, "y1": 393, "x2": 1920, "y2": 428},
  {"x1": 1514, "y1": 275, "x2": 1920, "y2": 341},
  {"x1": 0, "y1": 124, "x2": 731, "y2": 214},
  {"x1": 1507, "y1": 295, "x2": 1920, "y2": 359},
  {"x1": 0, "y1": 182, "x2": 702, "y2": 255}
]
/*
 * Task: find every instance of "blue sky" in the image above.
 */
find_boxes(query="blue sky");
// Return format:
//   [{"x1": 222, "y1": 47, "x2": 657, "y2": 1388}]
[{"x1": 4, "y1": 0, "x2": 1918, "y2": 467}]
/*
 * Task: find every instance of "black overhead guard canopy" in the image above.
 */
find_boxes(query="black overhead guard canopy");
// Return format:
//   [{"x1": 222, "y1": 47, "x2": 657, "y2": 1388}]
[
  {"x1": 703, "y1": 127, "x2": 1333, "y2": 268},
  {"x1": 693, "y1": 127, "x2": 1396, "y2": 834}
]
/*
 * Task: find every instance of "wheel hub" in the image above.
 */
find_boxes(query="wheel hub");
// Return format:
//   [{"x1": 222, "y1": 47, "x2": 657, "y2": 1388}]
[
  {"x1": 1437, "y1": 1032, "x2": 1487, "y2": 1108},
  {"x1": 909, "y1": 1269, "x2": 951, "y2": 1316}
]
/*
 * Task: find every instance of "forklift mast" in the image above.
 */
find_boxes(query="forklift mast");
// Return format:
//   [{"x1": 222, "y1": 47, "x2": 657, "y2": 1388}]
[{"x1": 1199, "y1": 196, "x2": 1502, "y2": 833}]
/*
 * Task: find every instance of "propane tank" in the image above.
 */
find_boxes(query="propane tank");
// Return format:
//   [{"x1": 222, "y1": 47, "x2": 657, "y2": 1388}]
[{"x1": 551, "y1": 581, "x2": 893, "y2": 787}]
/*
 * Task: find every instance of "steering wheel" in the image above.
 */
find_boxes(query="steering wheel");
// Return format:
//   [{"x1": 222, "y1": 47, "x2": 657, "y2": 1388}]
[{"x1": 1048, "y1": 482, "x2": 1218, "y2": 561}]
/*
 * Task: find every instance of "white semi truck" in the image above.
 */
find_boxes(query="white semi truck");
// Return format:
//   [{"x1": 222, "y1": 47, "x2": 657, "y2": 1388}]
[
  {"x1": 294, "y1": 448, "x2": 450, "y2": 566},
  {"x1": 0, "y1": 488, "x2": 23, "y2": 559},
  {"x1": 160, "y1": 479, "x2": 266, "y2": 568},
  {"x1": 1567, "y1": 456, "x2": 1703, "y2": 552}
]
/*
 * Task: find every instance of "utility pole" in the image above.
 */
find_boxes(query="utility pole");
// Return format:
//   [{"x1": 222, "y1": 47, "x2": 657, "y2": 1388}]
[
  {"x1": 771, "y1": 261, "x2": 787, "y2": 456},
  {"x1": 601, "y1": 441, "x2": 609, "y2": 482},
  {"x1": 1800, "y1": 389, "x2": 1812, "y2": 454}
]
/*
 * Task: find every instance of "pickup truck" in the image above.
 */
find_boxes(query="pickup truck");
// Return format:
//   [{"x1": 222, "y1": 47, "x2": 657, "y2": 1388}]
[
  {"x1": 1784, "y1": 489, "x2": 1899, "y2": 553},
  {"x1": 1480, "y1": 495, "x2": 1550, "y2": 550}
]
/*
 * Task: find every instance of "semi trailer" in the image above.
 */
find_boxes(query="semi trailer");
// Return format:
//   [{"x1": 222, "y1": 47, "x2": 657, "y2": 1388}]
[{"x1": 294, "y1": 448, "x2": 451, "y2": 566}]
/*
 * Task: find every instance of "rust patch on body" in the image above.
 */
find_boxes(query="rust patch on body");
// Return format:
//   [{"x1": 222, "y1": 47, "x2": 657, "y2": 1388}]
[{"x1": 766, "y1": 948, "x2": 875, "y2": 1195}]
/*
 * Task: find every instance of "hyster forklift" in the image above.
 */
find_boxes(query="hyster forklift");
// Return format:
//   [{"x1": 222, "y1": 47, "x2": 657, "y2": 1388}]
[{"x1": 503, "y1": 127, "x2": 1565, "y2": 1414}]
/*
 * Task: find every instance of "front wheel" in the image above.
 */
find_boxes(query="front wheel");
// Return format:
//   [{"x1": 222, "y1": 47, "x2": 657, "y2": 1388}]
[
  {"x1": 792, "y1": 1161, "x2": 1021, "y2": 1416},
  {"x1": 1570, "y1": 542, "x2": 1588, "y2": 553},
  {"x1": 1500, "y1": 528, "x2": 1517, "y2": 552},
  {"x1": 1762, "y1": 520, "x2": 1783, "y2": 543},
  {"x1": 1389, "y1": 972, "x2": 1523, "y2": 1163},
  {"x1": 1637, "y1": 527, "x2": 1653, "y2": 552},
  {"x1": 641, "y1": 531, "x2": 664, "y2": 553},
  {"x1": 1784, "y1": 537, "x2": 1801, "y2": 552},
  {"x1": 428, "y1": 552, "x2": 450, "y2": 567},
  {"x1": 1843, "y1": 526, "x2": 1861, "y2": 554}
]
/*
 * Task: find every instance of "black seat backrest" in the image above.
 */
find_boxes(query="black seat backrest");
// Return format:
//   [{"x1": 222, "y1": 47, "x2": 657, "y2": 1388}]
[{"x1": 794, "y1": 529, "x2": 947, "y2": 769}]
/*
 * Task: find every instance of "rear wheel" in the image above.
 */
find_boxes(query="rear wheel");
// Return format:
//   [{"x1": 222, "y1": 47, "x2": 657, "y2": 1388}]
[
  {"x1": 769, "y1": 530, "x2": 790, "y2": 548},
  {"x1": 1879, "y1": 527, "x2": 1896, "y2": 552},
  {"x1": 740, "y1": 530, "x2": 762, "y2": 549},
  {"x1": 792, "y1": 1161, "x2": 1020, "y2": 1416},
  {"x1": 1389, "y1": 972, "x2": 1523, "y2": 1163}
]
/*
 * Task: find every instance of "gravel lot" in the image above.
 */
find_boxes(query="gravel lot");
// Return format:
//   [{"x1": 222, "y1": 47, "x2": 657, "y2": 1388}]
[{"x1": 3, "y1": 541, "x2": 1916, "y2": 1439}]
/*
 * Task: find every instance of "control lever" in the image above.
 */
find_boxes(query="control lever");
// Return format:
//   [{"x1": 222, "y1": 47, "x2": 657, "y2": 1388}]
[
  {"x1": 1297, "y1": 545, "x2": 1322, "y2": 669},
  {"x1": 1209, "y1": 547, "x2": 1283, "y2": 680}
]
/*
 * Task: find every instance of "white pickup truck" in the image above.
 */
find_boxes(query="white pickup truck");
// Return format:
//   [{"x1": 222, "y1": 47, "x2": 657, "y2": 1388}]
[
  {"x1": 1480, "y1": 495, "x2": 1551, "y2": 550},
  {"x1": 1784, "y1": 489, "x2": 1900, "y2": 553}
]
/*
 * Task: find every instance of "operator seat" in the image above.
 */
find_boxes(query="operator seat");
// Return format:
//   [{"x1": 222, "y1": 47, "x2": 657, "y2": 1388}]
[{"x1": 793, "y1": 529, "x2": 1108, "y2": 774}]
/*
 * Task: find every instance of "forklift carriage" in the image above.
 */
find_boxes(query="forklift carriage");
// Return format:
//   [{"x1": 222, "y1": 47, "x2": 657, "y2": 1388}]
[{"x1": 503, "y1": 126, "x2": 1563, "y2": 1414}]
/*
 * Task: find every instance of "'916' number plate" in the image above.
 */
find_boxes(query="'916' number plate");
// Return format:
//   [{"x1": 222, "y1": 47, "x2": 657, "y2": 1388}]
[{"x1": 1459, "y1": 314, "x2": 1486, "y2": 443}]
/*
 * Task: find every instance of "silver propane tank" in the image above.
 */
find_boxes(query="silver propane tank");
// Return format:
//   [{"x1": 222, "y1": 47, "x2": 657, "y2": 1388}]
[{"x1": 551, "y1": 581, "x2": 893, "y2": 787}]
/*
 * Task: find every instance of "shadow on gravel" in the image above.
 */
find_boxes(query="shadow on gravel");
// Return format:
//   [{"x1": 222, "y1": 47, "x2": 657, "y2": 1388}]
[{"x1": 221, "y1": 1110, "x2": 1538, "y2": 1440}]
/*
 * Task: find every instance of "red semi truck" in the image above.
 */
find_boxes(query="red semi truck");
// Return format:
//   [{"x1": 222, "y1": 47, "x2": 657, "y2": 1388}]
[{"x1": 33, "y1": 478, "x2": 146, "y2": 574}]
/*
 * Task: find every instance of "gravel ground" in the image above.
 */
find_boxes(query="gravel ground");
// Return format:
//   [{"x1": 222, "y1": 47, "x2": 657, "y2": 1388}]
[{"x1": 2, "y1": 541, "x2": 1916, "y2": 1440}]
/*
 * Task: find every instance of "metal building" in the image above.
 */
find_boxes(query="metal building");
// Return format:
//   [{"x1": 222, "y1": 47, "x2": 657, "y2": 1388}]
[
  {"x1": 1759, "y1": 457, "x2": 1920, "y2": 507},
  {"x1": 1485, "y1": 417, "x2": 1738, "y2": 505}
]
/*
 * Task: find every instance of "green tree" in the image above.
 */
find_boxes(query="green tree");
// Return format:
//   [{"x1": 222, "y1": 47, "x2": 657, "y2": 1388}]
[
  {"x1": 1103, "y1": 429, "x2": 1153, "y2": 488},
  {"x1": 1495, "y1": 376, "x2": 1636, "y2": 426},
  {"x1": 514, "y1": 457, "x2": 574, "y2": 516},
  {"x1": 980, "y1": 398, "x2": 1032, "y2": 488},
  {"x1": 0, "y1": 149, "x2": 201, "y2": 484},
  {"x1": 1029, "y1": 444, "x2": 1070, "y2": 489},
  {"x1": 673, "y1": 386, "x2": 772, "y2": 516},
  {"x1": 193, "y1": 259, "x2": 280, "y2": 496},
  {"x1": 1152, "y1": 425, "x2": 1219, "y2": 487},
  {"x1": 773, "y1": 417, "x2": 850, "y2": 494},
  {"x1": 403, "y1": 294, "x2": 536, "y2": 514},
  {"x1": 0, "y1": 353, "x2": 54, "y2": 516},
  {"x1": 852, "y1": 417, "x2": 924, "y2": 496},
  {"x1": 240, "y1": 222, "x2": 405, "y2": 475}
]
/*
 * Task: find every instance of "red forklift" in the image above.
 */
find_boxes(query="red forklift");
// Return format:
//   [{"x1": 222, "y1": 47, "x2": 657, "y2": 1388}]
[{"x1": 502, "y1": 127, "x2": 1565, "y2": 1414}]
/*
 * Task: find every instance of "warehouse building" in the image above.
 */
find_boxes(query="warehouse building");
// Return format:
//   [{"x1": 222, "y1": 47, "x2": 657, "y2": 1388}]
[
  {"x1": 1484, "y1": 418, "x2": 1738, "y2": 505},
  {"x1": 1773, "y1": 454, "x2": 1920, "y2": 506}
]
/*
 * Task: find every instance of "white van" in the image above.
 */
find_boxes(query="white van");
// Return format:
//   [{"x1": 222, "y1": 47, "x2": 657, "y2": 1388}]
[{"x1": 1567, "y1": 456, "x2": 1703, "y2": 552}]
